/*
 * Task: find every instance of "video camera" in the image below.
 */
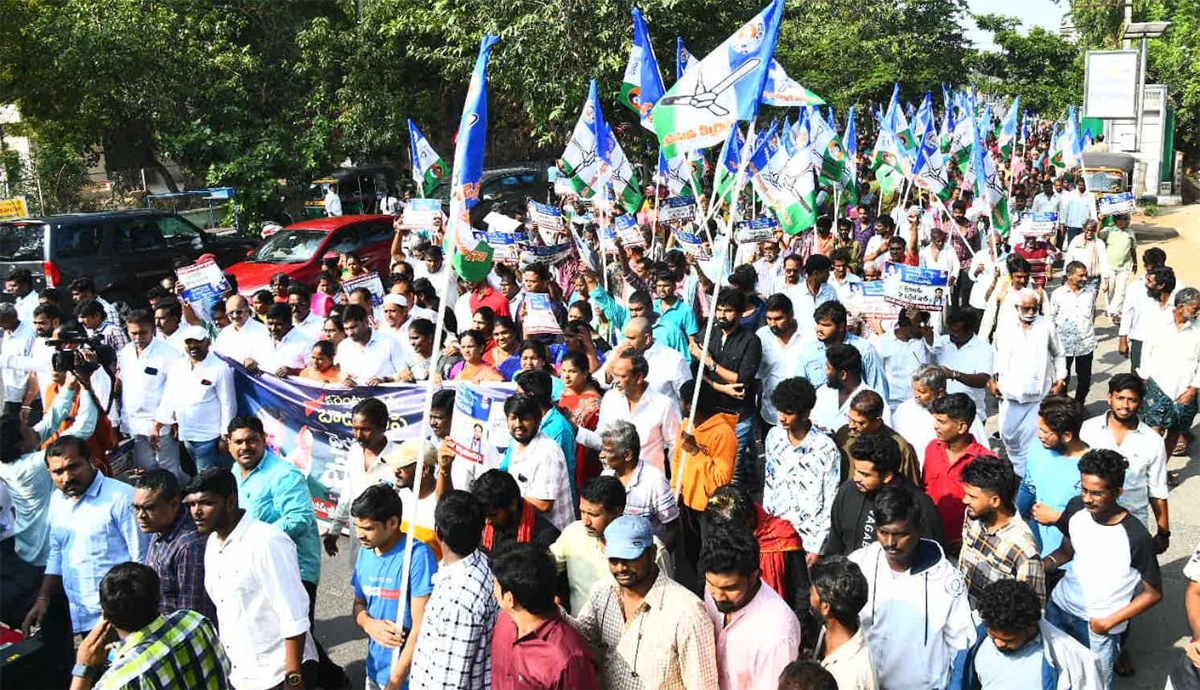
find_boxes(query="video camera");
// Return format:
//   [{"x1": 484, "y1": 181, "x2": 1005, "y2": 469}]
[{"x1": 46, "y1": 328, "x2": 116, "y2": 376}]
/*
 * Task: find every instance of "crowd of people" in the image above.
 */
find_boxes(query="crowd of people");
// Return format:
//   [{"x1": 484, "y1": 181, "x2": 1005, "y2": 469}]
[{"x1": 1, "y1": 129, "x2": 1199, "y2": 690}]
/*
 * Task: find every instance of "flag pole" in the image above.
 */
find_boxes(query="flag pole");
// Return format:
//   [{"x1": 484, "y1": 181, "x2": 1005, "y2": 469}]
[
  {"x1": 651, "y1": 157, "x2": 664, "y2": 258},
  {"x1": 674, "y1": 118, "x2": 757, "y2": 502}
]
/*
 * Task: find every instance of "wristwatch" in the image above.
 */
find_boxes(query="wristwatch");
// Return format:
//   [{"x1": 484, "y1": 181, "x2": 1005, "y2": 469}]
[
  {"x1": 285, "y1": 670, "x2": 304, "y2": 687},
  {"x1": 72, "y1": 663, "x2": 102, "y2": 681}
]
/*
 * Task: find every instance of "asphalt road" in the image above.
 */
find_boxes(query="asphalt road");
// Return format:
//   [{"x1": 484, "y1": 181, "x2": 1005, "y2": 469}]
[{"x1": 310, "y1": 206, "x2": 1200, "y2": 689}]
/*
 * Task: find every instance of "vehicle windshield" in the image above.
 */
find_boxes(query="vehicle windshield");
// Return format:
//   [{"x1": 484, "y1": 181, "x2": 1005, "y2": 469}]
[
  {"x1": 0, "y1": 222, "x2": 46, "y2": 261},
  {"x1": 1084, "y1": 171, "x2": 1124, "y2": 193},
  {"x1": 248, "y1": 229, "x2": 327, "y2": 264},
  {"x1": 308, "y1": 182, "x2": 335, "y2": 203}
]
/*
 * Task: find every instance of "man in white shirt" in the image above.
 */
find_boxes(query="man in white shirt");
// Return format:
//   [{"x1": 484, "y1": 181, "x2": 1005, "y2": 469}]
[
  {"x1": 1048, "y1": 261, "x2": 1099, "y2": 403},
  {"x1": 184, "y1": 467, "x2": 317, "y2": 690},
  {"x1": 336, "y1": 304, "x2": 405, "y2": 385},
  {"x1": 757, "y1": 294, "x2": 809, "y2": 432},
  {"x1": 322, "y1": 397, "x2": 396, "y2": 559},
  {"x1": 1079, "y1": 374, "x2": 1170, "y2": 544},
  {"x1": 153, "y1": 299, "x2": 189, "y2": 354},
  {"x1": 324, "y1": 182, "x2": 343, "y2": 217},
  {"x1": 213, "y1": 295, "x2": 270, "y2": 364},
  {"x1": 3, "y1": 303, "x2": 62, "y2": 417},
  {"x1": 1138, "y1": 287, "x2": 1200, "y2": 470},
  {"x1": 813, "y1": 344, "x2": 890, "y2": 435},
  {"x1": 154, "y1": 326, "x2": 235, "y2": 472},
  {"x1": 1120, "y1": 264, "x2": 1177, "y2": 372},
  {"x1": 504, "y1": 394, "x2": 573, "y2": 530},
  {"x1": 610, "y1": 317, "x2": 690, "y2": 402},
  {"x1": 1031, "y1": 179, "x2": 1061, "y2": 216},
  {"x1": 377, "y1": 294, "x2": 417, "y2": 357},
  {"x1": 0, "y1": 303, "x2": 36, "y2": 420},
  {"x1": 876, "y1": 310, "x2": 933, "y2": 409},
  {"x1": 892, "y1": 365, "x2": 987, "y2": 467},
  {"x1": 582, "y1": 352, "x2": 682, "y2": 475},
  {"x1": 119, "y1": 309, "x2": 184, "y2": 481},
  {"x1": 990, "y1": 289, "x2": 1068, "y2": 477},
  {"x1": 786, "y1": 254, "x2": 839, "y2": 338},
  {"x1": 245, "y1": 304, "x2": 316, "y2": 378},
  {"x1": 4, "y1": 269, "x2": 39, "y2": 324},
  {"x1": 829, "y1": 248, "x2": 863, "y2": 305},
  {"x1": 287, "y1": 285, "x2": 326, "y2": 340}
]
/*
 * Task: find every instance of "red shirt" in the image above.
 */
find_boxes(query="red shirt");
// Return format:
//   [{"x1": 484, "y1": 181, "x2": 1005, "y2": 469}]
[
  {"x1": 1014, "y1": 243, "x2": 1054, "y2": 287},
  {"x1": 491, "y1": 613, "x2": 598, "y2": 689},
  {"x1": 922, "y1": 436, "x2": 996, "y2": 544},
  {"x1": 470, "y1": 285, "x2": 512, "y2": 318}
]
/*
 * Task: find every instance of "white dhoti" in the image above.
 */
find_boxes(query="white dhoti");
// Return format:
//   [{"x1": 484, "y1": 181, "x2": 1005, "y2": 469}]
[
  {"x1": 1107, "y1": 269, "x2": 1131, "y2": 319},
  {"x1": 998, "y1": 398, "x2": 1040, "y2": 478}
]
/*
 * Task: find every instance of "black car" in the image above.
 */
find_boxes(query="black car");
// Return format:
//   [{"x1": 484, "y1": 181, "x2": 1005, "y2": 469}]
[
  {"x1": 0, "y1": 209, "x2": 259, "y2": 315},
  {"x1": 433, "y1": 163, "x2": 552, "y2": 227}
]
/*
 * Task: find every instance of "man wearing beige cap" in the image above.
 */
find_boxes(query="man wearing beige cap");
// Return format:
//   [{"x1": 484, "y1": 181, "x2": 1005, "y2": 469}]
[{"x1": 381, "y1": 437, "x2": 441, "y2": 558}]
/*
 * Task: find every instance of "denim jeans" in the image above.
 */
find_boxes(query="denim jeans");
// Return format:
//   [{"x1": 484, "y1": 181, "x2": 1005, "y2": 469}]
[
  {"x1": 183, "y1": 438, "x2": 231, "y2": 472},
  {"x1": 1046, "y1": 599, "x2": 1120, "y2": 689},
  {"x1": 732, "y1": 415, "x2": 760, "y2": 493}
]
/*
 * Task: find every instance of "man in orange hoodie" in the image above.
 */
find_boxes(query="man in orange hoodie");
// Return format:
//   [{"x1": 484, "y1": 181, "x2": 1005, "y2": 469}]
[{"x1": 671, "y1": 379, "x2": 737, "y2": 589}]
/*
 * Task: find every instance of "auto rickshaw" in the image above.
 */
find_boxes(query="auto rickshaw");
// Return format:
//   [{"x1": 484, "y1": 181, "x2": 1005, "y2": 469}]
[
  {"x1": 1080, "y1": 152, "x2": 1136, "y2": 205},
  {"x1": 302, "y1": 166, "x2": 399, "y2": 219}
]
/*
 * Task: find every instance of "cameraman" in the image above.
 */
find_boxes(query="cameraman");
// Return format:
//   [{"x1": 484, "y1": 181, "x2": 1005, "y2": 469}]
[{"x1": 47, "y1": 323, "x2": 116, "y2": 418}]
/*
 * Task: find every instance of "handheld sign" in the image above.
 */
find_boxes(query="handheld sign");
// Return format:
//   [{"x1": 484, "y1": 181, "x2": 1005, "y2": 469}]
[
  {"x1": 342, "y1": 272, "x2": 386, "y2": 306},
  {"x1": 659, "y1": 195, "x2": 698, "y2": 223},
  {"x1": 521, "y1": 242, "x2": 574, "y2": 267},
  {"x1": 528, "y1": 200, "x2": 564, "y2": 233},
  {"x1": 735, "y1": 217, "x2": 780, "y2": 244},
  {"x1": 522, "y1": 293, "x2": 563, "y2": 336},
  {"x1": 882, "y1": 262, "x2": 950, "y2": 312},
  {"x1": 671, "y1": 225, "x2": 711, "y2": 260},
  {"x1": 614, "y1": 214, "x2": 645, "y2": 248},
  {"x1": 1098, "y1": 192, "x2": 1135, "y2": 217},
  {"x1": 448, "y1": 384, "x2": 505, "y2": 467},
  {"x1": 1030, "y1": 212, "x2": 1058, "y2": 236},
  {"x1": 401, "y1": 198, "x2": 443, "y2": 229},
  {"x1": 176, "y1": 259, "x2": 230, "y2": 307}
]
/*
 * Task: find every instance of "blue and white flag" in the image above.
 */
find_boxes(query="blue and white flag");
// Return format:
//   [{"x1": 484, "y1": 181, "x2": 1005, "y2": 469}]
[{"x1": 620, "y1": 6, "x2": 666, "y2": 129}]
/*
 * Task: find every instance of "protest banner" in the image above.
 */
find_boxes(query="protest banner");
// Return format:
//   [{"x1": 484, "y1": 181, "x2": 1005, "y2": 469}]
[
  {"x1": 224, "y1": 355, "x2": 516, "y2": 524},
  {"x1": 1030, "y1": 212, "x2": 1058, "y2": 236},
  {"x1": 659, "y1": 195, "x2": 698, "y2": 223},
  {"x1": 671, "y1": 225, "x2": 711, "y2": 260},
  {"x1": 528, "y1": 199, "x2": 564, "y2": 233},
  {"x1": 401, "y1": 198, "x2": 443, "y2": 229},
  {"x1": 613, "y1": 214, "x2": 646, "y2": 248},
  {"x1": 881, "y1": 261, "x2": 950, "y2": 311},
  {"x1": 176, "y1": 259, "x2": 230, "y2": 307},
  {"x1": 0, "y1": 197, "x2": 28, "y2": 221},
  {"x1": 734, "y1": 216, "x2": 779, "y2": 244},
  {"x1": 521, "y1": 242, "x2": 574, "y2": 267},
  {"x1": 480, "y1": 229, "x2": 526, "y2": 264},
  {"x1": 847, "y1": 280, "x2": 901, "y2": 332},
  {"x1": 446, "y1": 383, "x2": 508, "y2": 468},
  {"x1": 1097, "y1": 191, "x2": 1135, "y2": 216},
  {"x1": 522, "y1": 292, "x2": 564, "y2": 336},
  {"x1": 342, "y1": 271, "x2": 386, "y2": 306}
]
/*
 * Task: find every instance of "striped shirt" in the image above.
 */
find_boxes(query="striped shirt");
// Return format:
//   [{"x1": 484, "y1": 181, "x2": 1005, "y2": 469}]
[{"x1": 95, "y1": 610, "x2": 231, "y2": 689}]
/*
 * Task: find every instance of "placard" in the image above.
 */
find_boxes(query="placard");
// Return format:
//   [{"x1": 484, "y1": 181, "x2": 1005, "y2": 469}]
[
  {"x1": 1031, "y1": 212, "x2": 1058, "y2": 235},
  {"x1": 522, "y1": 292, "x2": 563, "y2": 336},
  {"x1": 478, "y1": 229, "x2": 527, "y2": 264},
  {"x1": 342, "y1": 271, "x2": 386, "y2": 306},
  {"x1": 447, "y1": 384, "x2": 503, "y2": 467},
  {"x1": 401, "y1": 198, "x2": 443, "y2": 229},
  {"x1": 521, "y1": 242, "x2": 574, "y2": 267},
  {"x1": 0, "y1": 197, "x2": 28, "y2": 221},
  {"x1": 528, "y1": 200, "x2": 564, "y2": 233},
  {"x1": 882, "y1": 262, "x2": 949, "y2": 311},
  {"x1": 671, "y1": 225, "x2": 711, "y2": 260},
  {"x1": 660, "y1": 195, "x2": 698, "y2": 222},
  {"x1": 614, "y1": 214, "x2": 645, "y2": 248},
  {"x1": 1097, "y1": 192, "x2": 1136, "y2": 216},
  {"x1": 735, "y1": 217, "x2": 780, "y2": 244},
  {"x1": 176, "y1": 259, "x2": 231, "y2": 306}
]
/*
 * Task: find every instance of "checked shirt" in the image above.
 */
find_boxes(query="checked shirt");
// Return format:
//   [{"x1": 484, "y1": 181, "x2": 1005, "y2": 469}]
[{"x1": 96, "y1": 610, "x2": 230, "y2": 689}]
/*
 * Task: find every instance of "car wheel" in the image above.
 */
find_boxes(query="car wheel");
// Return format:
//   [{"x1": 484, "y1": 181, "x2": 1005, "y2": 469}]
[{"x1": 102, "y1": 289, "x2": 137, "y2": 322}]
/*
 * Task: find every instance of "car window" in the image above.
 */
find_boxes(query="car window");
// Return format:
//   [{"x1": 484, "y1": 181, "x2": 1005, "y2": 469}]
[
  {"x1": 51, "y1": 223, "x2": 103, "y2": 259},
  {"x1": 159, "y1": 216, "x2": 204, "y2": 250},
  {"x1": 249, "y1": 229, "x2": 327, "y2": 264},
  {"x1": 0, "y1": 222, "x2": 46, "y2": 261},
  {"x1": 327, "y1": 226, "x2": 364, "y2": 254},
  {"x1": 113, "y1": 218, "x2": 166, "y2": 253},
  {"x1": 361, "y1": 222, "x2": 393, "y2": 247}
]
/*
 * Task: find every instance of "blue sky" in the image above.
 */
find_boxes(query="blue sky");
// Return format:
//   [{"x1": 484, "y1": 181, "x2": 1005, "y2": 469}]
[{"x1": 965, "y1": 0, "x2": 1065, "y2": 50}]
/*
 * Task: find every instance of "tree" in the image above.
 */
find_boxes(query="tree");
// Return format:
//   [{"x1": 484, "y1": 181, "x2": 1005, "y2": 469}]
[{"x1": 967, "y1": 14, "x2": 1083, "y2": 118}]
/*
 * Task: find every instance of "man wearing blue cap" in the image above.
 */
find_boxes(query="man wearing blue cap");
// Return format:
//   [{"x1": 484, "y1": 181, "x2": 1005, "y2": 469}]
[{"x1": 573, "y1": 514, "x2": 718, "y2": 689}]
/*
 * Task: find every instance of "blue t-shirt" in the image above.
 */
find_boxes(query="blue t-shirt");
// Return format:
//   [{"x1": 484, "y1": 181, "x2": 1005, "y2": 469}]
[
  {"x1": 1017, "y1": 444, "x2": 1082, "y2": 554},
  {"x1": 974, "y1": 633, "x2": 1044, "y2": 689},
  {"x1": 352, "y1": 536, "x2": 438, "y2": 688}
]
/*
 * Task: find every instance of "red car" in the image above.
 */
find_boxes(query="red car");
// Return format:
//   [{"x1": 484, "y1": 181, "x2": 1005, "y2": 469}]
[{"x1": 226, "y1": 215, "x2": 396, "y2": 294}]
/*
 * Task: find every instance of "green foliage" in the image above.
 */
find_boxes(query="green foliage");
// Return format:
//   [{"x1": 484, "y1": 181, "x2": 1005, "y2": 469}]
[{"x1": 967, "y1": 14, "x2": 1083, "y2": 118}]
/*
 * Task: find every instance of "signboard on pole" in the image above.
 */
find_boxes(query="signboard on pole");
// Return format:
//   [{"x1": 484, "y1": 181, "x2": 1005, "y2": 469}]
[
  {"x1": 0, "y1": 197, "x2": 28, "y2": 221},
  {"x1": 1084, "y1": 51, "x2": 1140, "y2": 120}
]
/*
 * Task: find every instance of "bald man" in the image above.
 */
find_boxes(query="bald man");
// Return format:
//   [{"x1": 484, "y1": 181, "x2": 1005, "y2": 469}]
[
  {"x1": 213, "y1": 295, "x2": 271, "y2": 363},
  {"x1": 606, "y1": 316, "x2": 692, "y2": 402}
]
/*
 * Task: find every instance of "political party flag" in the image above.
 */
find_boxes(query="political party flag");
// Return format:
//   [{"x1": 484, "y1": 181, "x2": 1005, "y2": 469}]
[
  {"x1": 561, "y1": 79, "x2": 612, "y2": 199},
  {"x1": 807, "y1": 106, "x2": 846, "y2": 183},
  {"x1": 676, "y1": 37, "x2": 698, "y2": 81},
  {"x1": 913, "y1": 92, "x2": 935, "y2": 141},
  {"x1": 840, "y1": 106, "x2": 859, "y2": 204},
  {"x1": 884, "y1": 84, "x2": 917, "y2": 167},
  {"x1": 938, "y1": 99, "x2": 955, "y2": 155},
  {"x1": 620, "y1": 7, "x2": 666, "y2": 129},
  {"x1": 752, "y1": 125, "x2": 814, "y2": 235},
  {"x1": 997, "y1": 95, "x2": 1020, "y2": 159},
  {"x1": 651, "y1": 0, "x2": 784, "y2": 158},
  {"x1": 913, "y1": 127, "x2": 952, "y2": 201},
  {"x1": 445, "y1": 35, "x2": 499, "y2": 283},
  {"x1": 604, "y1": 124, "x2": 643, "y2": 214},
  {"x1": 408, "y1": 120, "x2": 448, "y2": 198},
  {"x1": 1057, "y1": 106, "x2": 1083, "y2": 170},
  {"x1": 761, "y1": 60, "x2": 825, "y2": 107},
  {"x1": 658, "y1": 150, "x2": 691, "y2": 195}
]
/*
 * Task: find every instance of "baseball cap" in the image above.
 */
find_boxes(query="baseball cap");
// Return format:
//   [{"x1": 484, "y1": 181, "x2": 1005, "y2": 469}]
[
  {"x1": 604, "y1": 515, "x2": 654, "y2": 560},
  {"x1": 181, "y1": 325, "x2": 210, "y2": 342},
  {"x1": 381, "y1": 438, "x2": 435, "y2": 470}
]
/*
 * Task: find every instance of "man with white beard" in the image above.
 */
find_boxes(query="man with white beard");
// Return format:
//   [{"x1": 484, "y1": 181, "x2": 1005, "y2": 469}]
[{"x1": 891, "y1": 365, "x2": 987, "y2": 473}]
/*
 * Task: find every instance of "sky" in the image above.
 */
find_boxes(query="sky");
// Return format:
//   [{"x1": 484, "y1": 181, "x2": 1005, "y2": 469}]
[{"x1": 965, "y1": 0, "x2": 1066, "y2": 51}]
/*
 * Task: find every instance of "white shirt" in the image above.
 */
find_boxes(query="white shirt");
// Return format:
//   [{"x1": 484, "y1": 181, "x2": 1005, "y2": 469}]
[
  {"x1": 967, "y1": 249, "x2": 1004, "y2": 311},
  {"x1": 919, "y1": 244, "x2": 959, "y2": 277},
  {"x1": 205, "y1": 517, "x2": 317, "y2": 690},
  {"x1": 786, "y1": 281, "x2": 840, "y2": 339},
  {"x1": 1139, "y1": 317, "x2": 1200, "y2": 399},
  {"x1": 1119, "y1": 277, "x2": 1177, "y2": 341},
  {"x1": 158, "y1": 327, "x2": 189, "y2": 355},
  {"x1": 249, "y1": 326, "x2": 316, "y2": 374},
  {"x1": 927, "y1": 334, "x2": 993, "y2": 422},
  {"x1": 756, "y1": 325, "x2": 810, "y2": 425},
  {"x1": 13, "y1": 291, "x2": 38, "y2": 324},
  {"x1": 155, "y1": 354, "x2": 236, "y2": 441},
  {"x1": 507, "y1": 433, "x2": 574, "y2": 530},
  {"x1": 1, "y1": 320, "x2": 37, "y2": 403},
  {"x1": 643, "y1": 341, "x2": 691, "y2": 402},
  {"x1": 1063, "y1": 236, "x2": 1111, "y2": 279},
  {"x1": 324, "y1": 189, "x2": 343, "y2": 217},
  {"x1": 812, "y1": 382, "x2": 891, "y2": 435},
  {"x1": 214, "y1": 319, "x2": 271, "y2": 363},
  {"x1": 877, "y1": 332, "x2": 930, "y2": 407},
  {"x1": 891, "y1": 399, "x2": 988, "y2": 465},
  {"x1": 1031, "y1": 191, "x2": 1061, "y2": 215},
  {"x1": 293, "y1": 311, "x2": 325, "y2": 340},
  {"x1": 594, "y1": 389, "x2": 682, "y2": 475},
  {"x1": 993, "y1": 317, "x2": 1067, "y2": 403},
  {"x1": 1079, "y1": 413, "x2": 1168, "y2": 531},
  {"x1": 328, "y1": 438, "x2": 396, "y2": 531},
  {"x1": 830, "y1": 273, "x2": 863, "y2": 305},
  {"x1": 1047, "y1": 284, "x2": 1098, "y2": 357},
  {"x1": 336, "y1": 332, "x2": 405, "y2": 382},
  {"x1": 118, "y1": 338, "x2": 183, "y2": 436}
]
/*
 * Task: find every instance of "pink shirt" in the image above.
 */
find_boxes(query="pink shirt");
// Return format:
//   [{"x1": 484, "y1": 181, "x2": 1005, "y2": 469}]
[{"x1": 704, "y1": 580, "x2": 802, "y2": 690}]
